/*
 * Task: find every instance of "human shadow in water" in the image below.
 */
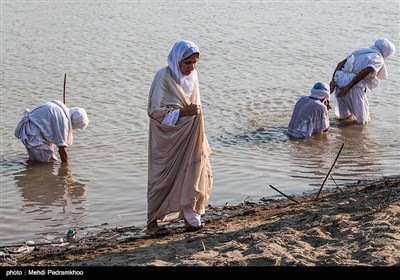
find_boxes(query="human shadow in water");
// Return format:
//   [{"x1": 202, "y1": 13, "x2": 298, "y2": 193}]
[{"x1": 14, "y1": 161, "x2": 86, "y2": 206}]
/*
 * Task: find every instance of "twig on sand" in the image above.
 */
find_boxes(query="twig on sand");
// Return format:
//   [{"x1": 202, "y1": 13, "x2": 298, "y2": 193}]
[
  {"x1": 385, "y1": 189, "x2": 393, "y2": 202},
  {"x1": 201, "y1": 240, "x2": 206, "y2": 252},
  {"x1": 168, "y1": 244, "x2": 183, "y2": 256},
  {"x1": 315, "y1": 143, "x2": 345, "y2": 201},
  {"x1": 268, "y1": 185, "x2": 299, "y2": 204}
]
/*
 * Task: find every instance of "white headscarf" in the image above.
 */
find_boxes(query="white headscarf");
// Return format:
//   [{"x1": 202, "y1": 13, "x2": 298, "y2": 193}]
[
  {"x1": 69, "y1": 107, "x2": 89, "y2": 130},
  {"x1": 310, "y1": 82, "x2": 330, "y2": 100},
  {"x1": 351, "y1": 38, "x2": 396, "y2": 80},
  {"x1": 167, "y1": 40, "x2": 199, "y2": 98}
]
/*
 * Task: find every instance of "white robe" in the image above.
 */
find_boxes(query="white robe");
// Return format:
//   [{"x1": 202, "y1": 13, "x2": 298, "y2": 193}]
[
  {"x1": 287, "y1": 96, "x2": 329, "y2": 138},
  {"x1": 333, "y1": 51, "x2": 384, "y2": 124},
  {"x1": 14, "y1": 100, "x2": 72, "y2": 162}
]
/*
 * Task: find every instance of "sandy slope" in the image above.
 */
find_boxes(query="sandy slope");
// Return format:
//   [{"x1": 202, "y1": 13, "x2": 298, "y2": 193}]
[{"x1": 1, "y1": 176, "x2": 400, "y2": 268}]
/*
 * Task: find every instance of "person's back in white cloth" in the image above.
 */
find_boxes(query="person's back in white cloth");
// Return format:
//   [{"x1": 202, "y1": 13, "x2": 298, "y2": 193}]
[
  {"x1": 286, "y1": 82, "x2": 330, "y2": 138},
  {"x1": 14, "y1": 100, "x2": 88, "y2": 162}
]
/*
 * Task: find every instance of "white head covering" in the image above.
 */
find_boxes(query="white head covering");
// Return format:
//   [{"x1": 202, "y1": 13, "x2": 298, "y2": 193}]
[
  {"x1": 69, "y1": 107, "x2": 89, "y2": 130},
  {"x1": 310, "y1": 82, "x2": 330, "y2": 100},
  {"x1": 373, "y1": 38, "x2": 396, "y2": 59},
  {"x1": 351, "y1": 38, "x2": 395, "y2": 80},
  {"x1": 351, "y1": 38, "x2": 395, "y2": 58},
  {"x1": 167, "y1": 40, "x2": 199, "y2": 98}
]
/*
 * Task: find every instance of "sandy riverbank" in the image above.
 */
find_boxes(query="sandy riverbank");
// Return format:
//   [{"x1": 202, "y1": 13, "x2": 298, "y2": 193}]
[{"x1": 1, "y1": 175, "x2": 399, "y2": 271}]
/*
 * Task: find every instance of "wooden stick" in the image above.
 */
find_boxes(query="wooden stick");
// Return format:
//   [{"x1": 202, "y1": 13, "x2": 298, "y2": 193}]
[
  {"x1": 315, "y1": 143, "x2": 345, "y2": 200},
  {"x1": 330, "y1": 175, "x2": 343, "y2": 192},
  {"x1": 269, "y1": 185, "x2": 299, "y2": 204},
  {"x1": 201, "y1": 240, "x2": 206, "y2": 252},
  {"x1": 63, "y1": 73, "x2": 67, "y2": 104}
]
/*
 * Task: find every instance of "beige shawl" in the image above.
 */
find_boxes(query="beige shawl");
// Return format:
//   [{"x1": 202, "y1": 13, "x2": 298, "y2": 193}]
[{"x1": 147, "y1": 67, "x2": 213, "y2": 225}]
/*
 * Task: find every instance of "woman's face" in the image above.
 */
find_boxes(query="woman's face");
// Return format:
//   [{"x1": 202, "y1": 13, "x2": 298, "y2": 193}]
[{"x1": 179, "y1": 54, "x2": 199, "y2": 76}]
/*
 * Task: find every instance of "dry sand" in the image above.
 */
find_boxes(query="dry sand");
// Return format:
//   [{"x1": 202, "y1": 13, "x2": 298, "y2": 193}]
[{"x1": 1, "y1": 175, "x2": 400, "y2": 272}]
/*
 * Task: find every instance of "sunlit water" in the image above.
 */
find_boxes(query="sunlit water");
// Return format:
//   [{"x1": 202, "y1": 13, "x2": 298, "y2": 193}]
[{"x1": 1, "y1": 1, "x2": 399, "y2": 244}]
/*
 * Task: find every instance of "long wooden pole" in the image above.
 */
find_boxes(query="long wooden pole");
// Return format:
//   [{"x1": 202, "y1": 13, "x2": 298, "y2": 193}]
[
  {"x1": 315, "y1": 143, "x2": 345, "y2": 201},
  {"x1": 63, "y1": 73, "x2": 67, "y2": 104}
]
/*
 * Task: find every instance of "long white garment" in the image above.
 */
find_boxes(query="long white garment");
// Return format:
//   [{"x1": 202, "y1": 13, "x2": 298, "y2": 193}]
[
  {"x1": 333, "y1": 52, "x2": 382, "y2": 123},
  {"x1": 14, "y1": 100, "x2": 72, "y2": 162},
  {"x1": 287, "y1": 96, "x2": 329, "y2": 138},
  {"x1": 333, "y1": 38, "x2": 395, "y2": 123},
  {"x1": 334, "y1": 52, "x2": 384, "y2": 91},
  {"x1": 333, "y1": 86, "x2": 370, "y2": 123}
]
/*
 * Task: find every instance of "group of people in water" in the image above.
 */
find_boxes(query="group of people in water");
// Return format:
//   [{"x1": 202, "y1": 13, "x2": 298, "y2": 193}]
[
  {"x1": 14, "y1": 38, "x2": 395, "y2": 236},
  {"x1": 287, "y1": 38, "x2": 395, "y2": 139}
]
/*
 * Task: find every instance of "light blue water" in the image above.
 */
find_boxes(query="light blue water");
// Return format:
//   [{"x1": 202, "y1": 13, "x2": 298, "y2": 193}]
[{"x1": 1, "y1": 1, "x2": 399, "y2": 244}]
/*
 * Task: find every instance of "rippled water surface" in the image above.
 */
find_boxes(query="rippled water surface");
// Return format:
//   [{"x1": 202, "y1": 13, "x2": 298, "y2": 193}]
[{"x1": 1, "y1": 1, "x2": 399, "y2": 244}]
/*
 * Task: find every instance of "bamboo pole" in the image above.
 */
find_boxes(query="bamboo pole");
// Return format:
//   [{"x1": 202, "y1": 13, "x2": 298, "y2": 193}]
[{"x1": 315, "y1": 143, "x2": 345, "y2": 201}]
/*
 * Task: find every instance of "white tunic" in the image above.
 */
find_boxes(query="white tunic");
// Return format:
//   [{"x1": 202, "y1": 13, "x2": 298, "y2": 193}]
[
  {"x1": 287, "y1": 96, "x2": 329, "y2": 138},
  {"x1": 333, "y1": 44, "x2": 388, "y2": 124},
  {"x1": 14, "y1": 100, "x2": 72, "y2": 162}
]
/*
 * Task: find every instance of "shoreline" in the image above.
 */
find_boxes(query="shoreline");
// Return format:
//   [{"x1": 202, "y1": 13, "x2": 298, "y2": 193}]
[{"x1": 1, "y1": 175, "x2": 399, "y2": 267}]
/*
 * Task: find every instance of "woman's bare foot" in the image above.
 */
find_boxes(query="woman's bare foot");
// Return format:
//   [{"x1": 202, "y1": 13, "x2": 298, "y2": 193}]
[{"x1": 146, "y1": 220, "x2": 169, "y2": 237}]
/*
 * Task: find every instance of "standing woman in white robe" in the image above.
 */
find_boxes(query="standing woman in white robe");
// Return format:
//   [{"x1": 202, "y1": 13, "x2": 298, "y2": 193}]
[
  {"x1": 329, "y1": 38, "x2": 395, "y2": 124},
  {"x1": 146, "y1": 40, "x2": 213, "y2": 236}
]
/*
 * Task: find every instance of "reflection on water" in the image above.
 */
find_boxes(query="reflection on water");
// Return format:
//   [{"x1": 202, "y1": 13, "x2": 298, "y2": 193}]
[
  {"x1": 14, "y1": 161, "x2": 86, "y2": 207},
  {"x1": 334, "y1": 124, "x2": 383, "y2": 175},
  {"x1": 288, "y1": 123, "x2": 383, "y2": 189},
  {"x1": 285, "y1": 133, "x2": 335, "y2": 192},
  {"x1": 0, "y1": 161, "x2": 89, "y2": 244}
]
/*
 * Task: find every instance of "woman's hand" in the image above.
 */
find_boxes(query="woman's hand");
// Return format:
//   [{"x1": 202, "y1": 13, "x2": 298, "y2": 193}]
[
  {"x1": 324, "y1": 100, "x2": 331, "y2": 110},
  {"x1": 58, "y1": 146, "x2": 68, "y2": 162},
  {"x1": 329, "y1": 80, "x2": 336, "y2": 93},
  {"x1": 336, "y1": 86, "x2": 350, "y2": 98},
  {"x1": 181, "y1": 103, "x2": 201, "y2": 116}
]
